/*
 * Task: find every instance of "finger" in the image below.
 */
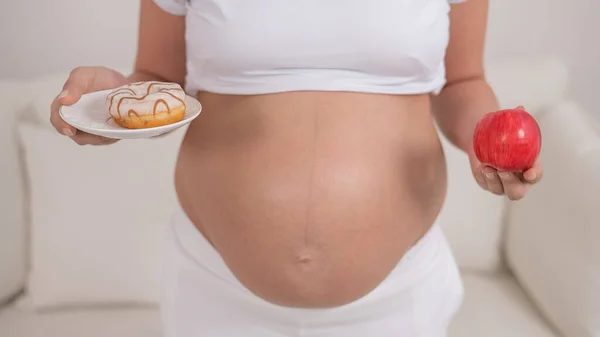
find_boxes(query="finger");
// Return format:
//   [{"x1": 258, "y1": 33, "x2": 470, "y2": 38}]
[
  {"x1": 50, "y1": 93, "x2": 77, "y2": 136},
  {"x1": 523, "y1": 162, "x2": 543, "y2": 184},
  {"x1": 70, "y1": 133, "x2": 118, "y2": 146},
  {"x1": 498, "y1": 172, "x2": 528, "y2": 200},
  {"x1": 472, "y1": 164, "x2": 488, "y2": 190},
  {"x1": 482, "y1": 166, "x2": 504, "y2": 195}
]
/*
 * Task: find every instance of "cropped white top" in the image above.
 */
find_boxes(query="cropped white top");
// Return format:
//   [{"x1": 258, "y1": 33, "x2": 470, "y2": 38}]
[{"x1": 153, "y1": 0, "x2": 467, "y2": 96}]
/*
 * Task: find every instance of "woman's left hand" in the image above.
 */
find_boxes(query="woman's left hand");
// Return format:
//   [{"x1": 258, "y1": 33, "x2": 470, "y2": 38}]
[{"x1": 468, "y1": 152, "x2": 543, "y2": 200}]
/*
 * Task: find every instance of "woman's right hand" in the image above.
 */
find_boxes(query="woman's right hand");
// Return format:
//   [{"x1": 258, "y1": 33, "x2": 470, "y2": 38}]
[{"x1": 50, "y1": 66, "x2": 130, "y2": 145}]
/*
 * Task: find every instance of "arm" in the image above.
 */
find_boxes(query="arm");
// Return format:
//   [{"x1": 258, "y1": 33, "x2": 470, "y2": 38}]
[
  {"x1": 431, "y1": 0, "x2": 497, "y2": 156},
  {"x1": 432, "y1": 0, "x2": 542, "y2": 200},
  {"x1": 129, "y1": 0, "x2": 187, "y2": 85}
]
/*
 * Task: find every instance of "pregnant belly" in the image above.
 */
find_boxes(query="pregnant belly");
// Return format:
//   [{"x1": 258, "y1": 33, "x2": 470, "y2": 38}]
[{"x1": 174, "y1": 92, "x2": 447, "y2": 308}]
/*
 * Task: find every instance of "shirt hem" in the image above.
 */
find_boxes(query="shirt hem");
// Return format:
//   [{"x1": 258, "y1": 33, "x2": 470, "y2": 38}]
[
  {"x1": 185, "y1": 78, "x2": 448, "y2": 97},
  {"x1": 152, "y1": 0, "x2": 187, "y2": 16}
]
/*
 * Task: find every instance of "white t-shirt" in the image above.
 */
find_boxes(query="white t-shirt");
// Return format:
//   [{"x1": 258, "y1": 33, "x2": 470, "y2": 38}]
[{"x1": 153, "y1": 0, "x2": 468, "y2": 96}]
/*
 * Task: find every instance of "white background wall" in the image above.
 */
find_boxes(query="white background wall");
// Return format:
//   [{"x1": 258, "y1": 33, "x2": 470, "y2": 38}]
[{"x1": 0, "y1": 0, "x2": 597, "y2": 117}]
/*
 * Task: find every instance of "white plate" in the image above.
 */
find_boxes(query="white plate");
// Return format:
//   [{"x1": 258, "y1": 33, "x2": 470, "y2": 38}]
[{"x1": 59, "y1": 89, "x2": 202, "y2": 139}]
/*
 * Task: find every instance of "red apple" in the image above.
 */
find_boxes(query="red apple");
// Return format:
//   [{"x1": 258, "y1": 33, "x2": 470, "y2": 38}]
[{"x1": 473, "y1": 106, "x2": 542, "y2": 172}]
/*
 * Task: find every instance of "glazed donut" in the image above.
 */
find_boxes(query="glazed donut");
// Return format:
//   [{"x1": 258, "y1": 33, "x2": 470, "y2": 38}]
[{"x1": 105, "y1": 81, "x2": 187, "y2": 129}]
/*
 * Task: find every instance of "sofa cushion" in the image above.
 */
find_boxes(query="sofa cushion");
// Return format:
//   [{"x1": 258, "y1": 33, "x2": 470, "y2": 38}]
[
  {"x1": 17, "y1": 122, "x2": 185, "y2": 309},
  {"x1": 0, "y1": 70, "x2": 131, "y2": 305},
  {"x1": 505, "y1": 102, "x2": 600, "y2": 337},
  {"x1": 449, "y1": 274, "x2": 559, "y2": 337}
]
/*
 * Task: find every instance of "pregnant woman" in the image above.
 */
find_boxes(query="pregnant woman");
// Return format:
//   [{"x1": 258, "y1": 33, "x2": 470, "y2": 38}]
[{"x1": 49, "y1": 0, "x2": 543, "y2": 335}]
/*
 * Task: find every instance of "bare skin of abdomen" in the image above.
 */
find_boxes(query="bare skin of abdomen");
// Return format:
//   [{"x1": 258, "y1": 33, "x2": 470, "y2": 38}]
[{"x1": 174, "y1": 91, "x2": 448, "y2": 309}]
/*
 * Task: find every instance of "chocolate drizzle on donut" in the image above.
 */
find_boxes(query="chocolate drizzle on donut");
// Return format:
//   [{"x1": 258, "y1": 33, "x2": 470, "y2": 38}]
[
  {"x1": 107, "y1": 87, "x2": 136, "y2": 113},
  {"x1": 106, "y1": 82, "x2": 186, "y2": 122}
]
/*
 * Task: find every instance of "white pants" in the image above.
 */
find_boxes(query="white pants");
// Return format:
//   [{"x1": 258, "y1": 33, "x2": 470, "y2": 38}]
[{"x1": 160, "y1": 205, "x2": 464, "y2": 337}]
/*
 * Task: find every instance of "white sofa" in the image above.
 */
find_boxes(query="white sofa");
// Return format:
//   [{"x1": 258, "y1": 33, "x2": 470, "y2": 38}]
[{"x1": 1, "y1": 59, "x2": 599, "y2": 337}]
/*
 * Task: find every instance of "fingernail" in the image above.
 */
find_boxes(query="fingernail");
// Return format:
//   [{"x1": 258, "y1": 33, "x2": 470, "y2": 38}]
[
  {"x1": 62, "y1": 128, "x2": 74, "y2": 137},
  {"x1": 498, "y1": 172, "x2": 510, "y2": 179},
  {"x1": 58, "y1": 90, "x2": 69, "y2": 100},
  {"x1": 485, "y1": 172, "x2": 495, "y2": 179}
]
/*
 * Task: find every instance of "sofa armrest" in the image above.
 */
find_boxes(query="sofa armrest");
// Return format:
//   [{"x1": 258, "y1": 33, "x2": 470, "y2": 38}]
[
  {"x1": 0, "y1": 81, "x2": 31, "y2": 306},
  {"x1": 504, "y1": 101, "x2": 600, "y2": 337}
]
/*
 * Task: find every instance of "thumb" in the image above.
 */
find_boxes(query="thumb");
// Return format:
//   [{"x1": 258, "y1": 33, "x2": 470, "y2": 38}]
[
  {"x1": 57, "y1": 85, "x2": 86, "y2": 107},
  {"x1": 57, "y1": 88, "x2": 83, "y2": 106},
  {"x1": 58, "y1": 67, "x2": 94, "y2": 106}
]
